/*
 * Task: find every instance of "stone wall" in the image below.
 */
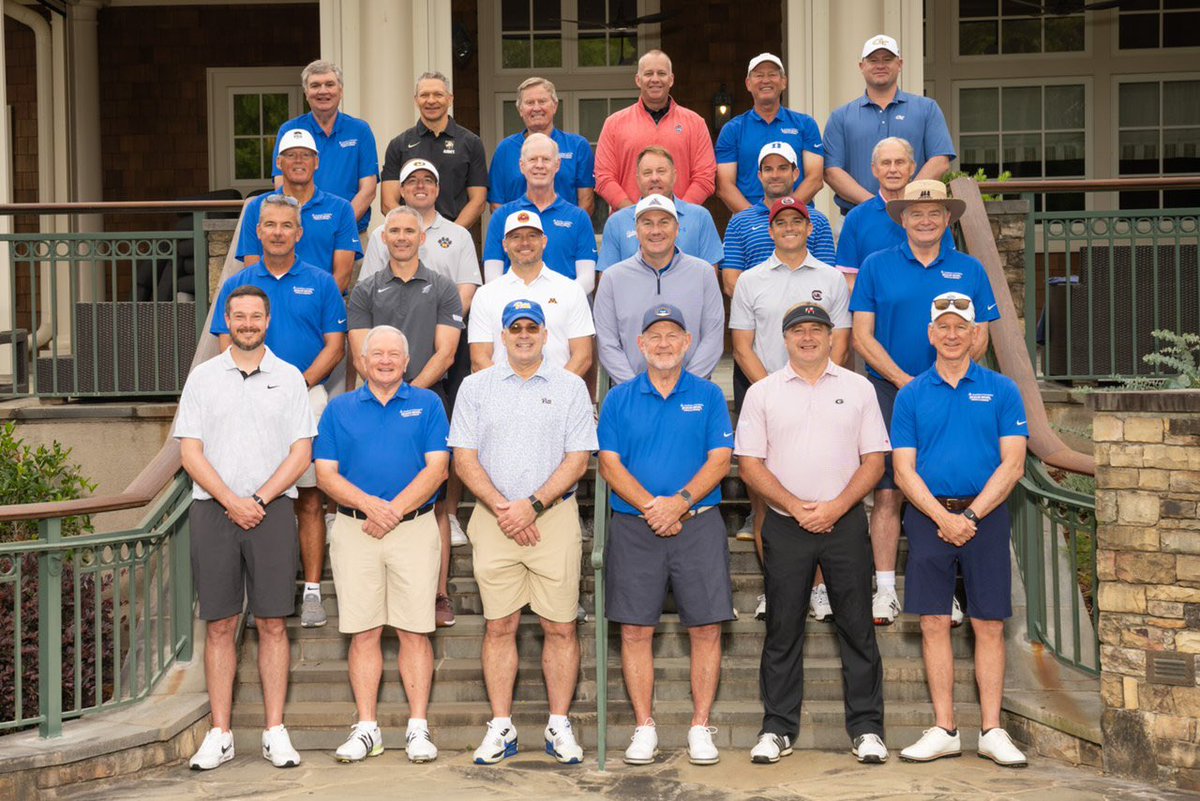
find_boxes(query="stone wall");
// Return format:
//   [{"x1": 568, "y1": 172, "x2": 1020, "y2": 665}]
[
  {"x1": 205, "y1": 220, "x2": 236, "y2": 303},
  {"x1": 983, "y1": 199, "x2": 1029, "y2": 328},
  {"x1": 1090, "y1": 390, "x2": 1200, "y2": 791}
]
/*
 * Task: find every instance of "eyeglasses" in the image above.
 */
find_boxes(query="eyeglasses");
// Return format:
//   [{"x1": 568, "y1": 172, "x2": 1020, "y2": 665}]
[
  {"x1": 932, "y1": 297, "x2": 971, "y2": 311},
  {"x1": 507, "y1": 323, "x2": 541, "y2": 334}
]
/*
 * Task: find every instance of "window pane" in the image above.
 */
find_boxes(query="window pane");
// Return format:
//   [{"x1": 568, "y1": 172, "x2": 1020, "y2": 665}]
[
  {"x1": 612, "y1": 0, "x2": 637, "y2": 21},
  {"x1": 1120, "y1": 0, "x2": 1159, "y2": 11},
  {"x1": 532, "y1": 35, "x2": 562, "y2": 67},
  {"x1": 578, "y1": 33, "x2": 607, "y2": 66},
  {"x1": 1045, "y1": 85, "x2": 1085, "y2": 130},
  {"x1": 1044, "y1": 16, "x2": 1085, "y2": 51},
  {"x1": 1163, "y1": 81, "x2": 1200, "y2": 126},
  {"x1": 233, "y1": 94, "x2": 260, "y2": 137},
  {"x1": 960, "y1": 88, "x2": 998, "y2": 132},
  {"x1": 960, "y1": 134, "x2": 1000, "y2": 174},
  {"x1": 262, "y1": 93, "x2": 289, "y2": 132},
  {"x1": 1001, "y1": 18, "x2": 1041, "y2": 52},
  {"x1": 235, "y1": 138, "x2": 261, "y2": 181},
  {"x1": 1002, "y1": 86, "x2": 1041, "y2": 131},
  {"x1": 1163, "y1": 127, "x2": 1200, "y2": 173},
  {"x1": 579, "y1": 98, "x2": 611, "y2": 144},
  {"x1": 1163, "y1": 11, "x2": 1200, "y2": 45},
  {"x1": 1000, "y1": 0, "x2": 1034, "y2": 14},
  {"x1": 1002, "y1": 132, "x2": 1042, "y2": 177},
  {"x1": 533, "y1": 0, "x2": 559, "y2": 31},
  {"x1": 959, "y1": 0, "x2": 996, "y2": 17},
  {"x1": 502, "y1": 35, "x2": 531, "y2": 69},
  {"x1": 502, "y1": 0, "x2": 529, "y2": 31},
  {"x1": 1119, "y1": 129, "x2": 1160, "y2": 174},
  {"x1": 959, "y1": 20, "x2": 999, "y2": 54},
  {"x1": 1045, "y1": 131, "x2": 1085, "y2": 176},
  {"x1": 1165, "y1": 0, "x2": 1200, "y2": 9},
  {"x1": 502, "y1": 101, "x2": 523, "y2": 137},
  {"x1": 1119, "y1": 13, "x2": 1159, "y2": 48},
  {"x1": 1119, "y1": 82, "x2": 1159, "y2": 128},
  {"x1": 610, "y1": 34, "x2": 637, "y2": 66},
  {"x1": 578, "y1": 0, "x2": 606, "y2": 25}
]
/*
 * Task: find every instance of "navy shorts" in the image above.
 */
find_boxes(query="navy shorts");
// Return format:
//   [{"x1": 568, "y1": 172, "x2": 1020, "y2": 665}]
[
  {"x1": 868, "y1": 374, "x2": 898, "y2": 490},
  {"x1": 903, "y1": 504, "x2": 1013, "y2": 621},
  {"x1": 605, "y1": 508, "x2": 734, "y2": 628}
]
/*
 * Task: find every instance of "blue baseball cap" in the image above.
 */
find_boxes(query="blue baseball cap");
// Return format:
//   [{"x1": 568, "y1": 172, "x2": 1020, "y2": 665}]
[
  {"x1": 502, "y1": 299, "x2": 545, "y2": 328},
  {"x1": 641, "y1": 303, "x2": 687, "y2": 333}
]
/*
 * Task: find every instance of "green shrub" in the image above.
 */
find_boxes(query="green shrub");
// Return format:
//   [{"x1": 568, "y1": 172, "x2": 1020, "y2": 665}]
[{"x1": 0, "y1": 421, "x2": 96, "y2": 542}]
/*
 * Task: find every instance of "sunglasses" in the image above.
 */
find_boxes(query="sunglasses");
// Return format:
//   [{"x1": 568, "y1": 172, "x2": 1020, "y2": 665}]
[
  {"x1": 932, "y1": 297, "x2": 971, "y2": 311},
  {"x1": 507, "y1": 323, "x2": 541, "y2": 334}
]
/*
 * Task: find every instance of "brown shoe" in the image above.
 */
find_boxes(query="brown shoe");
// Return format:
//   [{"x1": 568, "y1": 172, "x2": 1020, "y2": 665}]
[{"x1": 435, "y1": 594, "x2": 456, "y2": 627}]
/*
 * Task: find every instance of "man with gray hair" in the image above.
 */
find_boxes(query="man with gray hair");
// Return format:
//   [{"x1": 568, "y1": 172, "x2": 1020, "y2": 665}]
[
  {"x1": 489, "y1": 77, "x2": 596, "y2": 214},
  {"x1": 272, "y1": 59, "x2": 379, "y2": 235},
  {"x1": 315, "y1": 325, "x2": 451, "y2": 764},
  {"x1": 381, "y1": 71, "x2": 489, "y2": 230},
  {"x1": 483, "y1": 133, "x2": 597, "y2": 293}
]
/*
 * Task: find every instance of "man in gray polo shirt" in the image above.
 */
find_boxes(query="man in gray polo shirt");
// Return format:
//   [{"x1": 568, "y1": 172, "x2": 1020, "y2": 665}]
[
  {"x1": 593, "y1": 194, "x2": 725, "y2": 384},
  {"x1": 349, "y1": 205, "x2": 464, "y2": 628},
  {"x1": 449, "y1": 299, "x2": 597, "y2": 767},
  {"x1": 176, "y1": 285, "x2": 315, "y2": 771}
]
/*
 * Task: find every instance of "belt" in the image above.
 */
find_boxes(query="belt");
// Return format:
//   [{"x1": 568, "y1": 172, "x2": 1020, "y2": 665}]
[
  {"x1": 934, "y1": 496, "x2": 977, "y2": 513},
  {"x1": 337, "y1": 503, "x2": 433, "y2": 522}
]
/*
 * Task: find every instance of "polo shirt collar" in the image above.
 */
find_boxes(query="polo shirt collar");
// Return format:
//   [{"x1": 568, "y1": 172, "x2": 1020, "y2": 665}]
[
  {"x1": 308, "y1": 110, "x2": 346, "y2": 136},
  {"x1": 249, "y1": 258, "x2": 302, "y2": 280},
  {"x1": 501, "y1": 263, "x2": 552, "y2": 285},
  {"x1": 858, "y1": 88, "x2": 909, "y2": 108},
  {"x1": 496, "y1": 358, "x2": 551, "y2": 382},
  {"x1": 424, "y1": 212, "x2": 447, "y2": 232},
  {"x1": 385, "y1": 261, "x2": 434, "y2": 284},
  {"x1": 641, "y1": 97, "x2": 674, "y2": 116},
  {"x1": 356, "y1": 380, "x2": 412, "y2": 405},
  {"x1": 930, "y1": 360, "x2": 982, "y2": 386},
  {"x1": 634, "y1": 247, "x2": 683, "y2": 274},
  {"x1": 416, "y1": 117, "x2": 463, "y2": 138},
  {"x1": 218, "y1": 345, "x2": 280, "y2": 373},
  {"x1": 899, "y1": 239, "x2": 947, "y2": 269},
  {"x1": 518, "y1": 193, "x2": 565, "y2": 215},
  {"x1": 766, "y1": 251, "x2": 821, "y2": 271},
  {"x1": 782, "y1": 359, "x2": 839, "y2": 383},
  {"x1": 635, "y1": 369, "x2": 693, "y2": 399}
]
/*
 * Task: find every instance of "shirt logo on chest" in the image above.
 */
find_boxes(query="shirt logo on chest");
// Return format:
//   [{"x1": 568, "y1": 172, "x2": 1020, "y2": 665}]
[
  {"x1": 811, "y1": 289, "x2": 823, "y2": 301},
  {"x1": 400, "y1": 408, "x2": 423, "y2": 418},
  {"x1": 835, "y1": 398, "x2": 844, "y2": 404},
  {"x1": 311, "y1": 213, "x2": 333, "y2": 221},
  {"x1": 895, "y1": 115, "x2": 906, "y2": 121},
  {"x1": 968, "y1": 393, "x2": 994, "y2": 402},
  {"x1": 542, "y1": 398, "x2": 553, "y2": 405},
  {"x1": 561, "y1": 152, "x2": 573, "y2": 159},
  {"x1": 339, "y1": 139, "x2": 358, "y2": 148},
  {"x1": 293, "y1": 286, "x2": 315, "y2": 295},
  {"x1": 941, "y1": 271, "x2": 963, "y2": 280},
  {"x1": 443, "y1": 141, "x2": 456, "y2": 154},
  {"x1": 438, "y1": 237, "x2": 452, "y2": 249},
  {"x1": 553, "y1": 219, "x2": 573, "y2": 229},
  {"x1": 422, "y1": 284, "x2": 432, "y2": 294},
  {"x1": 680, "y1": 403, "x2": 704, "y2": 413},
  {"x1": 674, "y1": 124, "x2": 684, "y2": 135},
  {"x1": 780, "y1": 127, "x2": 799, "y2": 135}
]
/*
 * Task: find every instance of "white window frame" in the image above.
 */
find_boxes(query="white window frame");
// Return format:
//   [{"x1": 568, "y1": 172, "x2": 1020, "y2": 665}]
[
  {"x1": 950, "y1": 2, "x2": 1091, "y2": 63},
  {"x1": 1110, "y1": 72, "x2": 1200, "y2": 183},
  {"x1": 206, "y1": 67, "x2": 305, "y2": 194},
  {"x1": 1110, "y1": 3, "x2": 1200, "y2": 54}
]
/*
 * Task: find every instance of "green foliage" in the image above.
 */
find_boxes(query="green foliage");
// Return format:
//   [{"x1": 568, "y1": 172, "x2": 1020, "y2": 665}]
[
  {"x1": 943, "y1": 167, "x2": 1012, "y2": 201},
  {"x1": 0, "y1": 421, "x2": 96, "y2": 542},
  {"x1": 1141, "y1": 329, "x2": 1200, "y2": 389}
]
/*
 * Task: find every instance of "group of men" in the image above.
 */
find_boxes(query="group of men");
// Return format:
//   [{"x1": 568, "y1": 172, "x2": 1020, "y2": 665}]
[{"x1": 177, "y1": 34, "x2": 1031, "y2": 774}]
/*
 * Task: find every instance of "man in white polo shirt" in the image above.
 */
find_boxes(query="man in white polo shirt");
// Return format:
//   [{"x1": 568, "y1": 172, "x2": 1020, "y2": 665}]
[{"x1": 467, "y1": 210, "x2": 594, "y2": 377}]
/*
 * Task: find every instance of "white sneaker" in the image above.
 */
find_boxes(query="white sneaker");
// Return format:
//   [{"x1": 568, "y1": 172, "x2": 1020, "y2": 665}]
[
  {"x1": 977, "y1": 728, "x2": 1028, "y2": 767},
  {"x1": 852, "y1": 732, "x2": 889, "y2": 764},
  {"x1": 754, "y1": 594, "x2": 767, "y2": 621},
  {"x1": 687, "y1": 725, "x2": 720, "y2": 765},
  {"x1": 735, "y1": 513, "x2": 755, "y2": 542},
  {"x1": 189, "y1": 727, "x2": 234, "y2": 770},
  {"x1": 623, "y1": 721, "x2": 659, "y2": 765},
  {"x1": 406, "y1": 726, "x2": 439, "y2": 763},
  {"x1": 872, "y1": 588, "x2": 900, "y2": 625},
  {"x1": 262, "y1": 724, "x2": 301, "y2": 768},
  {"x1": 809, "y1": 584, "x2": 832, "y2": 621},
  {"x1": 473, "y1": 721, "x2": 518, "y2": 765},
  {"x1": 449, "y1": 515, "x2": 469, "y2": 547},
  {"x1": 951, "y1": 596, "x2": 965, "y2": 628},
  {"x1": 335, "y1": 722, "x2": 383, "y2": 762},
  {"x1": 750, "y1": 732, "x2": 792, "y2": 764},
  {"x1": 544, "y1": 720, "x2": 583, "y2": 764},
  {"x1": 899, "y1": 727, "x2": 962, "y2": 763}
]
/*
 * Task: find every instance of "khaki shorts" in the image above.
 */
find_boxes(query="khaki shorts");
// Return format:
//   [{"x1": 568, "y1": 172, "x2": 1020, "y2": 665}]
[
  {"x1": 468, "y1": 496, "x2": 582, "y2": 623},
  {"x1": 296, "y1": 384, "x2": 329, "y2": 489},
  {"x1": 328, "y1": 508, "x2": 440, "y2": 633}
]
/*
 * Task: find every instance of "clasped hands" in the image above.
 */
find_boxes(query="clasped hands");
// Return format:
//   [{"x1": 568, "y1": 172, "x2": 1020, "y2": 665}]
[
  {"x1": 936, "y1": 511, "x2": 977, "y2": 546},
  {"x1": 496, "y1": 496, "x2": 541, "y2": 547},
  {"x1": 786, "y1": 499, "x2": 845, "y2": 534},
  {"x1": 643, "y1": 494, "x2": 690, "y2": 537}
]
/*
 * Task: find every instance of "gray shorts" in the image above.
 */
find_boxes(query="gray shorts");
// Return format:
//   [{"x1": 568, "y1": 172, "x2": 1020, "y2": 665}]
[
  {"x1": 190, "y1": 498, "x2": 299, "y2": 621},
  {"x1": 605, "y1": 508, "x2": 734, "y2": 628}
]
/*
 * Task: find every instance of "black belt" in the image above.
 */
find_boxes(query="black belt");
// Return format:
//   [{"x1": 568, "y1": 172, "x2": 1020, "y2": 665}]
[
  {"x1": 934, "y1": 496, "x2": 977, "y2": 513},
  {"x1": 337, "y1": 504, "x2": 433, "y2": 522}
]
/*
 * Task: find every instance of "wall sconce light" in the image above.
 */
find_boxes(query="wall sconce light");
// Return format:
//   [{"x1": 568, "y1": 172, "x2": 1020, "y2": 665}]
[{"x1": 712, "y1": 84, "x2": 733, "y2": 132}]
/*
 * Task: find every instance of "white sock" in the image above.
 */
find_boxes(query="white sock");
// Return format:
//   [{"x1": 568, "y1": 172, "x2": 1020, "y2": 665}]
[
  {"x1": 876, "y1": 571, "x2": 896, "y2": 592},
  {"x1": 358, "y1": 719, "x2": 378, "y2": 730},
  {"x1": 548, "y1": 714, "x2": 570, "y2": 731},
  {"x1": 407, "y1": 718, "x2": 427, "y2": 733},
  {"x1": 304, "y1": 582, "x2": 321, "y2": 598},
  {"x1": 492, "y1": 716, "x2": 514, "y2": 731}
]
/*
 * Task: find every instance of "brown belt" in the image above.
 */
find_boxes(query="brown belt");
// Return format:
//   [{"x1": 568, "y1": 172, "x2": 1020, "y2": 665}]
[{"x1": 934, "y1": 496, "x2": 977, "y2": 513}]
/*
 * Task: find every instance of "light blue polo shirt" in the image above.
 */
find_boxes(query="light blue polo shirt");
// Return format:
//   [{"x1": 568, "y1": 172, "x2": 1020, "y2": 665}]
[
  {"x1": 597, "y1": 197, "x2": 724, "y2": 270},
  {"x1": 823, "y1": 90, "x2": 956, "y2": 212},
  {"x1": 835, "y1": 193, "x2": 955, "y2": 273},
  {"x1": 487, "y1": 128, "x2": 596, "y2": 206},
  {"x1": 721, "y1": 202, "x2": 836, "y2": 270},
  {"x1": 849, "y1": 242, "x2": 999, "y2": 380},
  {"x1": 715, "y1": 107, "x2": 823, "y2": 206},
  {"x1": 598, "y1": 370, "x2": 733, "y2": 516},
  {"x1": 891, "y1": 361, "x2": 1028, "y2": 497},
  {"x1": 483, "y1": 194, "x2": 597, "y2": 280},
  {"x1": 272, "y1": 112, "x2": 380, "y2": 231},
  {"x1": 211, "y1": 259, "x2": 347, "y2": 374},
  {"x1": 236, "y1": 190, "x2": 362, "y2": 273},
  {"x1": 314, "y1": 382, "x2": 449, "y2": 501}
]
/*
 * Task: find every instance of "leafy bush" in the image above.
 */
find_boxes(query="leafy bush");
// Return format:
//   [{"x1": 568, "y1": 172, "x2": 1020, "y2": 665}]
[
  {"x1": 943, "y1": 167, "x2": 1012, "y2": 201},
  {"x1": 1142, "y1": 329, "x2": 1200, "y2": 389},
  {"x1": 0, "y1": 421, "x2": 96, "y2": 542}
]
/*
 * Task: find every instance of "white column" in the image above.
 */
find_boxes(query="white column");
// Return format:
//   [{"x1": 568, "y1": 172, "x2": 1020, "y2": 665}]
[{"x1": 0, "y1": 3, "x2": 13, "y2": 350}]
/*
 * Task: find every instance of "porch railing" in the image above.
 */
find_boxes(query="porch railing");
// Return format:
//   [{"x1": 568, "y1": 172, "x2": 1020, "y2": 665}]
[{"x1": 590, "y1": 368, "x2": 612, "y2": 771}]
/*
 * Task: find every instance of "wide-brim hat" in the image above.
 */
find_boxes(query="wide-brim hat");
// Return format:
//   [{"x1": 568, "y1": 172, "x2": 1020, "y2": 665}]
[{"x1": 886, "y1": 179, "x2": 966, "y2": 225}]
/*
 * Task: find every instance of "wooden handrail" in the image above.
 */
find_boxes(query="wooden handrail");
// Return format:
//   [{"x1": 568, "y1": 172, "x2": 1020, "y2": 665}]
[
  {"x1": 0, "y1": 200, "x2": 246, "y2": 214},
  {"x1": 976, "y1": 176, "x2": 1200, "y2": 194}
]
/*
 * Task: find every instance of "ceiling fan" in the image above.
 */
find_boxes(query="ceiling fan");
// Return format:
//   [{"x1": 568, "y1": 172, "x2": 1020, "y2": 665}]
[
  {"x1": 1004, "y1": 0, "x2": 1126, "y2": 14},
  {"x1": 551, "y1": 10, "x2": 677, "y2": 31}
]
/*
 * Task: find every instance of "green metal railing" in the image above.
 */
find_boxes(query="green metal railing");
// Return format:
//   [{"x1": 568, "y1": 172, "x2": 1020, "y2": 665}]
[
  {"x1": 591, "y1": 368, "x2": 612, "y2": 771},
  {"x1": 1009, "y1": 457, "x2": 1099, "y2": 675},
  {"x1": 0, "y1": 473, "x2": 194, "y2": 737}
]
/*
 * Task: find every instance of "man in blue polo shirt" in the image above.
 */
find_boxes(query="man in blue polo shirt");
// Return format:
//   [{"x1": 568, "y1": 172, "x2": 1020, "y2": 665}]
[
  {"x1": 242, "y1": 128, "x2": 362, "y2": 293},
  {"x1": 489, "y1": 77, "x2": 596, "y2": 215},
  {"x1": 598, "y1": 146, "x2": 723, "y2": 272},
  {"x1": 836, "y1": 137, "x2": 954, "y2": 292},
  {"x1": 892, "y1": 293, "x2": 1028, "y2": 769},
  {"x1": 213, "y1": 194, "x2": 347, "y2": 629},
  {"x1": 850, "y1": 179, "x2": 998, "y2": 627},
  {"x1": 272, "y1": 60, "x2": 379, "y2": 234},
  {"x1": 315, "y1": 325, "x2": 449, "y2": 766},
  {"x1": 824, "y1": 35, "x2": 955, "y2": 214},
  {"x1": 715, "y1": 52, "x2": 823, "y2": 213},
  {"x1": 722, "y1": 142, "x2": 835, "y2": 297},
  {"x1": 483, "y1": 133, "x2": 597, "y2": 294},
  {"x1": 598, "y1": 303, "x2": 734, "y2": 767}
]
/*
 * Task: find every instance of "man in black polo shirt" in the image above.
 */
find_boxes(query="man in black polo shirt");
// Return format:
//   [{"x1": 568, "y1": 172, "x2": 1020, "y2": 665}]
[
  {"x1": 380, "y1": 71, "x2": 489, "y2": 231},
  {"x1": 348, "y1": 205, "x2": 464, "y2": 628}
]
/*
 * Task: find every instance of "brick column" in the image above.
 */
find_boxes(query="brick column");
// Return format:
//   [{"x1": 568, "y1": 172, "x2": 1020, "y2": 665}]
[
  {"x1": 983, "y1": 199, "x2": 1029, "y2": 330},
  {"x1": 1090, "y1": 390, "x2": 1200, "y2": 791}
]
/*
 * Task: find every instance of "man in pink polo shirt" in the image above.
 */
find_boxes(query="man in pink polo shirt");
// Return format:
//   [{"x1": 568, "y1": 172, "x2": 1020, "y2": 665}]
[
  {"x1": 594, "y1": 50, "x2": 717, "y2": 210},
  {"x1": 735, "y1": 303, "x2": 890, "y2": 766}
]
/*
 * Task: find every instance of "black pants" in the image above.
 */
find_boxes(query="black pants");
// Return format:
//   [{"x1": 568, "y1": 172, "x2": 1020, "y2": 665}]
[{"x1": 759, "y1": 505, "x2": 884, "y2": 741}]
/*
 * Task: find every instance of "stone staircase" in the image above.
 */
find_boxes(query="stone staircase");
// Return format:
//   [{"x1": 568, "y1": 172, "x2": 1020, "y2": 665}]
[{"x1": 230, "y1": 475, "x2": 982, "y2": 758}]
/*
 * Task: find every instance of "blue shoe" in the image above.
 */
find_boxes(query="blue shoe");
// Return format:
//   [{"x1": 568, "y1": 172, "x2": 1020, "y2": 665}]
[
  {"x1": 544, "y1": 720, "x2": 583, "y2": 764},
  {"x1": 473, "y1": 721, "x2": 518, "y2": 765}
]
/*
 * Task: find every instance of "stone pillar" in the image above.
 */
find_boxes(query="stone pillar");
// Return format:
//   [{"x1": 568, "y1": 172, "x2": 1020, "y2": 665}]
[
  {"x1": 984, "y1": 198, "x2": 1029, "y2": 330},
  {"x1": 1091, "y1": 390, "x2": 1200, "y2": 791}
]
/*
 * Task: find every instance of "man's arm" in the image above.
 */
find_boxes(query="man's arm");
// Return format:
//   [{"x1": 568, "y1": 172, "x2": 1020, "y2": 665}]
[
  {"x1": 410, "y1": 325, "x2": 460, "y2": 389},
  {"x1": 794, "y1": 152, "x2": 824, "y2": 204},
  {"x1": 679, "y1": 122, "x2": 716, "y2": 204},
  {"x1": 350, "y1": 176, "x2": 378, "y2": 224},
  {"x1": 690, "y1": 268, "x2": 727, "y2": 378},
  {"x1": 452, "y1": 447, "x2": 507, "y2": 515},
  {"x1": 915, "y1": 155, "x2": 952, "y2": 182},
  {"x1": 721, "y1": 268, "x2": 741, "y2": 298},
  {"x1": 179, "y1": 437, "x2": 259, "y2": 528},
  {"x1": 970, "y1": 321, "x2": 991, "y2": 361},
  {"x1": 593, "y1": 123, "x2": 634, "y2": 209},
  {"x1": 315, "y1": 459, "x2": 401, "y2": 537},
  {"x1": 832, "y1": 328, "x2": 851, "y2": 367},
  {"x1": 852, "y1": 311, "x2": 912, "y2": 388},
  {"x1": 455, "y1": 186, "x2": 488, "y2": 231},
  {"x1": 592, "y1": 279, "x2": 635, "y2": 383},
  {"x1": 731, "y1": 329, "x2": 769, "y2": 383},
  {"x1": 824, "y1": 167, "x2": 873, "y2": 207},
  {"x1": 794, "y1": 451, "x2": 883, "y2": 533},
  {"x1": 469, "y1": 342, "x2": 494, "y2": 373},
  {"x1": 564, "y1": 336, "x2": 593, "y2": 379},
  {"x1": 576, "y1": 188, "x2": 596, "y2": 216},
  {"x1": 332, "y1": 250, "x2": 355, "y2": 293},
  {"x1": 642, "y1": 448, "x2": 731, "y2": 535},
  {"x1": 966, "y1": 437, "x2": 1026, "y2": 519},
  {"x1": 715, "y1": 163, "x2": 752, "y2": 214},
  {"x1": 598, "y1": 451, "x2": 655, "y2": 513},
  {"x1": 303, "y1": 332, "x2": 346, "y2": 387},
  {"x1": 380, "y1": 181, "x2": 401, "y2": 216},
  {"x1": 347, "y1": 328, "x2": 369, "y2": 378},
  {"x1": 893, "y1": 448, "x2": 974, "y2": 546},
  {"x1": 738, "y1": 455, "x2": 807, "y2": 519}
]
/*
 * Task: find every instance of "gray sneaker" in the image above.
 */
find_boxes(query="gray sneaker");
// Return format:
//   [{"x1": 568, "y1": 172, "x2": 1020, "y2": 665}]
[{"x1": 300, "y1": 592, "x2": 327, "y2": 628}]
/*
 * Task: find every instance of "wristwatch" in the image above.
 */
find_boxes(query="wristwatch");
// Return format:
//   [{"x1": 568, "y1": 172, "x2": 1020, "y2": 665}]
[
  {"x1": 962, "y1": 508, "x2": 979, "y2": 524},
  {"x1": 252, "y1": 493, "x2": 267, "y2": 509},
  {"x1": 677, "y1": 489, "x2": 693, "y2": 505},
  {"x1": 528, "y1": 494, "x2": 546, "y2": 514}
]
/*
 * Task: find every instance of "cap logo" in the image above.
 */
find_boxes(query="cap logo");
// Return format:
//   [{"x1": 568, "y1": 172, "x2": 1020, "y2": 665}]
[
  {"x1": 781, "y1": 196, "x2": 795, "y2": 206},
  {"x1": 655, "y1": 307, "x2": 671, "y2": 317},
  {"x1": 516, "y1": 211, "x2": 531, "y2": 222},
  {"x1": 873, "y1": 36, "x2": 889, "y2": 45},
  {"x1": 513, "y1": 301, "x2": 531, "y2": 310},
  {"x1": 649, "y1": 197, "x2": 663, "y2": 207},
  {"x1": 919, "y1": 190, "x2": 933, "y2": 199}
]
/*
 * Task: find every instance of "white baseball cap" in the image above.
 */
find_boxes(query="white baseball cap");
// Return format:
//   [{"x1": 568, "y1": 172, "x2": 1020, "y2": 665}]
[
  {"x1": 503, "y1": 209, "x2": 545, "y2": 236},
  {"x1": 634, "y1": 194, "x2": 678, "y2": 221},
  {"x1": 757, "y1": 141, "x2": 799, "y2": 168},
  {"x1": 747, "y1": 52, "x2": 785, "y2": 74},
  {"x1": 277, "y1": 128, "x2": 318, "y2": 153},
  {"x1": 861, "y1": 34, "x2": 901, "y2": 60},
  {"x1": 930, "y1": 292, "x2": 976, "y2": 324},
  {"x1": 399, "y1": 159, "x2": 440, "y2": 184}
]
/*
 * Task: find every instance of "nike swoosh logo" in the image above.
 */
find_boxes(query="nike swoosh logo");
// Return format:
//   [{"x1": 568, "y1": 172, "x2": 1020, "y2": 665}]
[
  {"x1": 987, "y1": 303, "x2": 997, "y2": 311},
  {"x1": 407, "y1": 142, "x2": 420, "y2": 148},
  {"x1": 377, "y1": 287, "x2": 391, "y2": 293},
  {"x1": 221, "y1": 744, "x2": 231, "y2": 754},
  {"x1": 267, "y1": 384, "x2": 279, "y2": 389},
  {"x1": 723, "y1": 431, "x2": 733, "y2": 437},
  {"x1": 1016, "y1": 419, "x2": 1026, "y2": 426},
  {"x1": 750, "y1": 225, "x2": 765, "y2": 231},
  {"x1": 338, "y1": 318, "x2": 346, "y2": 324}
]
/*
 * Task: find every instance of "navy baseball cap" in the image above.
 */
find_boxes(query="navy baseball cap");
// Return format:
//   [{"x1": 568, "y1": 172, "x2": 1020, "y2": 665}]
[
  {"x1": 502, "y1": 299, "x2": 545, "y2": 328},
  {"x1": 782, "y1": 303, "x2": 833, "y2": 331},
  {"x1": 641, "y1": 303, "x2": 687, "y2": 333}
]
